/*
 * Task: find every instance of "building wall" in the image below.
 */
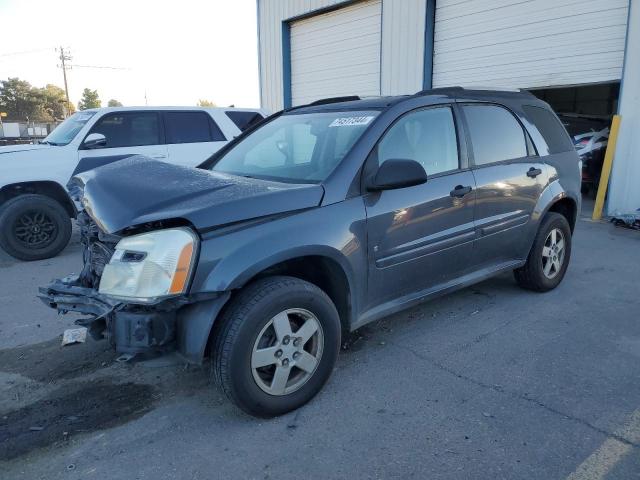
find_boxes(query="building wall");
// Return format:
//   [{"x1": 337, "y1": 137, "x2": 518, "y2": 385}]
[
  {"x1": 608, "y1": 0, "x2": 639, "y2": 215},
  {"x1": 432, "y1": 0, "x2": 629, "y2": 89},
  {"x1": 258, "y1": 0, "x2": 427, "y2": 112}
]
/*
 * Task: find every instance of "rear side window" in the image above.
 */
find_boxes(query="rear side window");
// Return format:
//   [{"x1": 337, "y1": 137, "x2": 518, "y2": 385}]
[
  {"x1": 226, "y1": 111, "x2": 264, "y2": 131},
  {"x1": 89, "y1": 112, "x2": 160, "y2": 148},
  {"x1": 523, "y1": 105, "x2": 574, "y2": 154},
  {"x1": 463, "y1": 105, "x2": 527, "y2": 165},
  {"x1": 164, "y1": 111, "x2": 225, "y2": 144}
]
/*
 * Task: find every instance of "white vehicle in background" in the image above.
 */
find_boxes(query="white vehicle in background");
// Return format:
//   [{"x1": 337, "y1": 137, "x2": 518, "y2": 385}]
[{"x1": 0, "y1": 106, "x2": 267, "y2": 261}]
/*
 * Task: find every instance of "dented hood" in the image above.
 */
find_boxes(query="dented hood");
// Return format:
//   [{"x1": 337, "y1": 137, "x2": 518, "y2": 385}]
[{"x1": 72, "y1": 156, "x2": 324, "y2": 234}]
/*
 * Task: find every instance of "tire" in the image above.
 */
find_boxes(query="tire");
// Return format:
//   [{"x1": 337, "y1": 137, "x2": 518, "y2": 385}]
[
  {"x1": 0, "y1": 194, "x2": 72, "y2": 261},
  {"x1": 514, "y1": 212, "x2": 572, "y2": 292},
  {"x1": 212, "y1": 276, "x2": 341, "y2": 417}
]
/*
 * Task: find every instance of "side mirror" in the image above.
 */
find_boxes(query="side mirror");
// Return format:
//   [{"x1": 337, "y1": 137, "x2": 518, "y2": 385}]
[
  {"x1": 368, "y1": 158, "x2": 427, "y2": 191},
  {"x1": 83, "y1": 133, "x2": 106, "y2": 149}
]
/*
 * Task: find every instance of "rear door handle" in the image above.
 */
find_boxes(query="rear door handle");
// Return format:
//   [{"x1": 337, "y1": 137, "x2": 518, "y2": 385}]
[
  {"x1": 151, "y1": 154, "x2": 167, "y2": 159},
  {"x1": 527, "y1": 167, "x2": 542, "y2": 178},
  {"x1": 450, "y1": 185, "x2": 473, "y2": 197}
]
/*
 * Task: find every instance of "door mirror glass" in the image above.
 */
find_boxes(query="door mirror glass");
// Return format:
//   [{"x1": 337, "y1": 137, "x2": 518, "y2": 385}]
[
  {"x1": 83, "y1": 133, "x2": 107, "y2": 149},
  {"x1": 369, "y1": 158, "x2": 427, "y2": 191}
]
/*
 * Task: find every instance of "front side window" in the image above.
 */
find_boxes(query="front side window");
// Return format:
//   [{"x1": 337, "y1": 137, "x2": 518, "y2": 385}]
[
  {"x1": 463, "y1": 104, "x2": 527, "y2": 165},
  {"x1": 210, "y1": 111, "x2": 379, "y2": 183},
  {"x1": 378, "y1": 107, "x2": 459, "y2": 176},
  {"x1": 44, "y1": 111, "x2": 96, "y2": 146},
  {"x1": 88, "y1": 112, "x2": 160, "y2": 148},
  {"x1": 164, "y1": 111, "x2": 225, "y2": 144}
]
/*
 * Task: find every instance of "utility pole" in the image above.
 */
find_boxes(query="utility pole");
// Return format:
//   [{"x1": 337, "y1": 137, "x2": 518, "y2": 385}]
[{"x1": 58, "y1": 47, "x2": 72, "y2": 116}]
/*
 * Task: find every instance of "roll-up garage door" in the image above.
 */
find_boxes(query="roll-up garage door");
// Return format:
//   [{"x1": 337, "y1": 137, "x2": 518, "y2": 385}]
[
  {"x1": 290, "y1": 0, "x2": 382, "y2": 106},
  {"x1": 432, "y1": 0, "x2": 629, "y2": 89}
]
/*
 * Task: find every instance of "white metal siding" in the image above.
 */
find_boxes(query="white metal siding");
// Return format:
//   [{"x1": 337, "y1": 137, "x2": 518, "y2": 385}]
[
  {"x1": 258, "y1": 0, "x2": 427, "y2": 111},
  {"x1": 432, "y1": 0, "x2": 629, "y2": 89},
  {"x1": 381, "y1": 0, "x2": 427, "y2": 95},
  {"x1": 290, "y1": 0, "x2": 382, "y2": 106},
  {"x1": 609, "y1": 0, "x2": 639, "y2": 215}
]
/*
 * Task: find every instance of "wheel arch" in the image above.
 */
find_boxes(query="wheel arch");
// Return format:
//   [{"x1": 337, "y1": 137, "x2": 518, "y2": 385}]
[
  {"x1": 195, "y1": 250, "x2": 356, "y2": 363},
  {"x1": 0, "y1": 181, "x2": 76, "y2": 218},
  {"x1": 225, "y1": 247, "x2": 356, "y2": 332}
]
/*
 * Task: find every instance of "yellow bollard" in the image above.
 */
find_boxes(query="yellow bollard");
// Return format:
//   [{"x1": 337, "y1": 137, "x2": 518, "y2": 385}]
[{"x1": 592, "y1": 114, "x2": 622, "y2": 221}]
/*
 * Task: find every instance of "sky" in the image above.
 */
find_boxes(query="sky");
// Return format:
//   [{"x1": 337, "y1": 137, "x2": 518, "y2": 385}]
[{"x1": 0, "y1": 0, "x2": 260, "y2": 108}]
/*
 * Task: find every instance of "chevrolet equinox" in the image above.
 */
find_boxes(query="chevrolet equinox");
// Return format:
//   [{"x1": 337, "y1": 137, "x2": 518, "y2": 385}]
[{"x1": 40, "y1": 88, "x2": 581, "y2": 417}]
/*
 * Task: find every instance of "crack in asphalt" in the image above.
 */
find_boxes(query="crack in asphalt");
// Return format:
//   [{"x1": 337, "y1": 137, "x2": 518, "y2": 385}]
[{"x1": 390, "y1": 341, "x2": 640, "y2": 449}]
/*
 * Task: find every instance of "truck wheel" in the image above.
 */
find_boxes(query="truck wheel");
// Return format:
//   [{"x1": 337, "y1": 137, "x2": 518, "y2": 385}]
[
  {"x1": 212, "y1": 276, "x2": 341, "y2": 417},
  {"x1": 514, "y1": 212, "x2": 572, "y2": 292},
  {"x1": 0, "y1": 194, "x2": 72, "y2": 261}
]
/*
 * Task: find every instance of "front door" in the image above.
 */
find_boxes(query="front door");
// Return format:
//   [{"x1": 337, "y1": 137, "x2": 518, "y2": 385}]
[
  {"x1": 76, "y1": 111, "x2": 168, "y2": 176},
  {"x1": 460, "y1": 103, "x2": 548, "y2": 267},
  {"x1": 365, "y1": 105, "x2": 476, "y2": 311}
]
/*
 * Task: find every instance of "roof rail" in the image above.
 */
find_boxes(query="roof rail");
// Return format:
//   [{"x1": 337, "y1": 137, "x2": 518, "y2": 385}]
[
  {"x1": 308, "y1": 96, "x2": 361, "y2": 106},
  {"x1": 413, "y1": 86, "x2": 465, "y2": 96},
  {"x1": 414, "y1": 86, "x2": 535, "y2": 97}
]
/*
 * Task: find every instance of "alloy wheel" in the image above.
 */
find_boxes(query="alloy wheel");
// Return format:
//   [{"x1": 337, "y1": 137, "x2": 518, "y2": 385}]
[
  {"x1": 541, "y1": 227, "x2": 565, "y2": 279},
  {"x1": 251, "y1": 308, "x2": 324, "y2": 396},
  {"x1": 13, "y1": 210, "x2": 57, "y2": 249}
]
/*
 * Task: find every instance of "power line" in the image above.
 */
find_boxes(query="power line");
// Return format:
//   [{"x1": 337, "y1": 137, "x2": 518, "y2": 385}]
[
  {"x1": 0, "y1": 47, "x2": 54, "y2": 58},
  {"x1": 69, "y1": 64, "x2": 129, "y2": 70}
]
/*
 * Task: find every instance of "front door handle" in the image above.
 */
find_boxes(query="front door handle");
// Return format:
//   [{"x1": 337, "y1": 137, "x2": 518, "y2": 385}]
[
  {"x1": 450, "y1": 185, "x2": 473, "y2": 197},
  {"x1": 151, "y1": 154, "x2": 167, "y2": 159},
  {"x1": 527, "y1": 167, "x2": 542, "y2": 178}
]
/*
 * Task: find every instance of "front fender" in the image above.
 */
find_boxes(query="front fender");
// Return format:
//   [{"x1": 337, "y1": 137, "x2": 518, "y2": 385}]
[{"x1": 189, "y1": 198, "x2": 368, "y2": 320}]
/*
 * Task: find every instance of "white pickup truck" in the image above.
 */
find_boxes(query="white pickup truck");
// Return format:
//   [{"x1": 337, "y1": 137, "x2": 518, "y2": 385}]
[{"x1": 0, "y1": 106, "x2": 267, "y2": 261}]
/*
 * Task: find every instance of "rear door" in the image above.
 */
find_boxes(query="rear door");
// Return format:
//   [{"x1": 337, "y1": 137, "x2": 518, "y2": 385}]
[
  {"x1": 76, "y1": 111, "x2": 167, "y2": 175},
  {"x1": 365, "y1": 105, "x2": 476, "y2": 310},
  {"x1": 460, "y1": 103, "x2": 547, "y2": 267},
  {"x1": 163, "y1": 111, "x2": 227, "y2": 167}
]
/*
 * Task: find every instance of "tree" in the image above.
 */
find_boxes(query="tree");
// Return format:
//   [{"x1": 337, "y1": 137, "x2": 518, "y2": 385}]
[
  {"x1": 0, "y1": 77, "x2": 41, "y2": 120},
  {"x1": 197, "y1": 99, "x2": 216, "y2": 107},
  {"x1": 78, "y1": 88, "x2": 101, "y2": 110},
  {"x1": 0, "y1": 78, "x2": 73, "y2": 121},
  {"x1": 107, "y1": 99, "x2": 123, "y2": 107},
  {"x1": 40, "y1": 84, "x2": 74, "y2": 120}
]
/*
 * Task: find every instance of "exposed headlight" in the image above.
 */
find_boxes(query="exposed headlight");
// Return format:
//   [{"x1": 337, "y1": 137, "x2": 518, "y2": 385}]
[{"x1": 99, "y1": 228, "x2": 198, "y2": 302}]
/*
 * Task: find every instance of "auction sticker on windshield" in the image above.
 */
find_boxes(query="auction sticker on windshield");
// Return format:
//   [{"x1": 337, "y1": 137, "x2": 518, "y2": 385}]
[{"x1": 329, "y1": 116, "x2": 375, "y2": 127}]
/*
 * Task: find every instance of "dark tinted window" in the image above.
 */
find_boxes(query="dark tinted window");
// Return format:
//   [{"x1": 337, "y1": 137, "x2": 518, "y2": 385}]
[
  {"x1": 226, "y1": 111, "x2": 264, "y2": 131},
  {"x1": 463, "y1": 105, "x2": 527, "y2": 165},
  {"x1": 378, "y1": 107, "x2": 459, "y2": 175},
  {"x1": 90, "y1": 112, "x2": 159, "y2": 148},
  {"x1": 164, "y1": 111, "x2": 224, "y2": 143},
  {"x1": 524, "y1": 106, "x2": 574, "y2": 154}
]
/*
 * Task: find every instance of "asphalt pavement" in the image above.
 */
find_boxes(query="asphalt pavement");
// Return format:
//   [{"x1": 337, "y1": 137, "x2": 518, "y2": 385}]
[{"x1": 1, "y1": 212, "x2": 639, "y2": 480}]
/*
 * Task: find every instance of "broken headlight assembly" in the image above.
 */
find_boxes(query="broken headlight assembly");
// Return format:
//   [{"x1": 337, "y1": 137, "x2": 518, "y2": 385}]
[{"x1": 98, "y1": 228, "x2": 198, "y2": 302}]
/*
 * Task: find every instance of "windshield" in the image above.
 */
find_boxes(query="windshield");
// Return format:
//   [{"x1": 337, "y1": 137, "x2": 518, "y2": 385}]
[
  {"x1": 43, "y1": 111, "x2": 96, "y2": 146},
  {"x1": 210, "y1": 110, "x2": 379, "y2": 183}
]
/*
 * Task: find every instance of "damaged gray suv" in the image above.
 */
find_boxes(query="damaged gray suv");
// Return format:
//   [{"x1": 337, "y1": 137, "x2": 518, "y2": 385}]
[{"x1": 40, "y1": 88, "x2": 581, "y2": 417}]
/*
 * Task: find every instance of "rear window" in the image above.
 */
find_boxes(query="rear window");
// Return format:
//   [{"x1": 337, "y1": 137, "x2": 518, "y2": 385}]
[
  {"x1": 226, "y1": 111, "x2": 264, "y2": 131},
  {"x1": 164, "y1": 111, "x2": 225, "y2": 144},
  {"x1": 523, "y1": 106, "x2": 574, "y2": 154},
  {"x1": 463, "y1": 104, "x2": 527, "y2": 166}
]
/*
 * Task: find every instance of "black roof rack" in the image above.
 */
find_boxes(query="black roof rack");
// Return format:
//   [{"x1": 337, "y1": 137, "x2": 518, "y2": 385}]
[{"x1": 308, "y1": 95, "x2": 361, "y2": 106}]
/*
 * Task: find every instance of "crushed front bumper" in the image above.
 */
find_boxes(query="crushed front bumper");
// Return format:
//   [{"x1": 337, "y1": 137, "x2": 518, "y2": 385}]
[{"x1": 38, "y1": 276, "x2": 230, "y2": 362}]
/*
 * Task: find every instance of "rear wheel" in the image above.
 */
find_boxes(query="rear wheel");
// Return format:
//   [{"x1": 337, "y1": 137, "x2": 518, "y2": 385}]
[
  {"x1": 0, "y1": 194, "x2": 72, "y2": 261},
  {"x1": 212, "y1": 276, "x2": 341, "y2": 417},
  {"x1": 514, "y1": 212, "x2": 572, "y2": 292}
]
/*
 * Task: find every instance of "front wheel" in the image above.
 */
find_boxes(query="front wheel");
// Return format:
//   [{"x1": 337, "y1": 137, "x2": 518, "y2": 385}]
[
  {"x1": 514, "y1": 212, "x2": 572, "y2": 292},
  {"x1": 212, "y1": 276, "x2": 341, "y2": 417},
  {"x1": 0, "y1": 194, "x2": 72, "y2": 261}
]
